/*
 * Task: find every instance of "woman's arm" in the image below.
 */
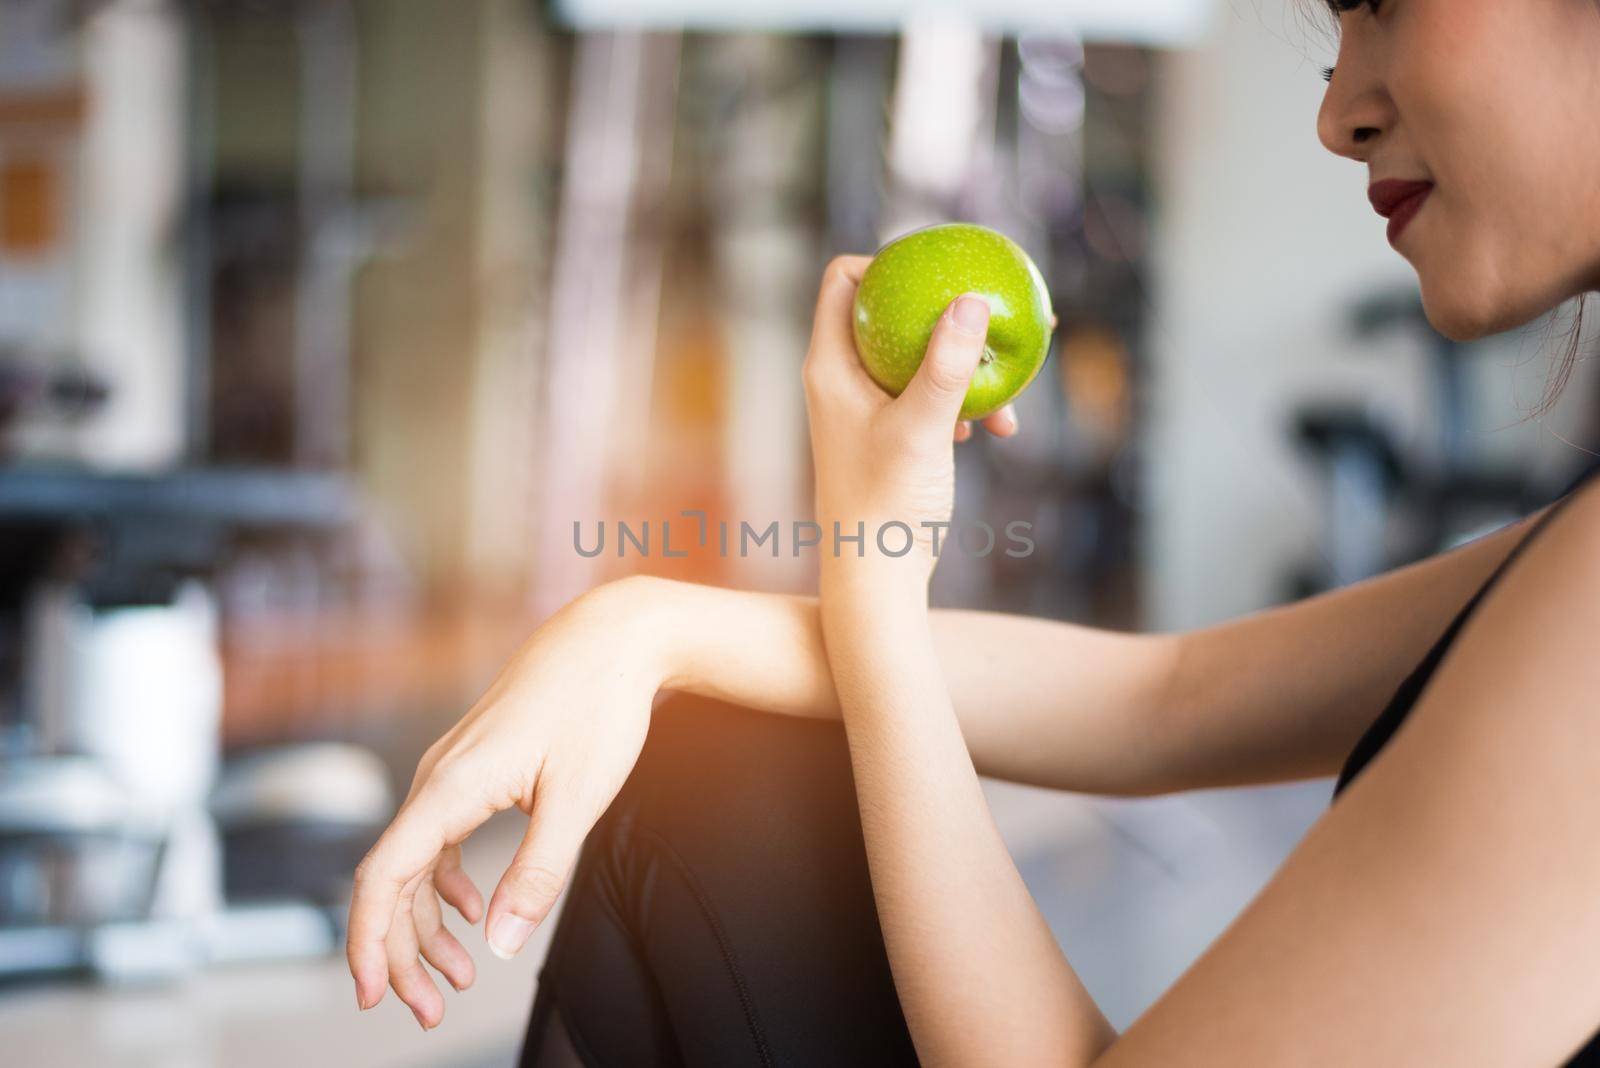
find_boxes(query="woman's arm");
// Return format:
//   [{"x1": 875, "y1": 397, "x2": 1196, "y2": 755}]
[
  {"x1": 801, "y1": 265, "x2": 1116, "y2": 1061},
  {"x1": 1095, "y1": 470, "x2": 1600, "y2": 1066},
  {"x1": 823, "y1": 563, "x2": 1118, "y2": 1064},
  {"x1": 822, "y1": 319, "x2": 1600, "y2": 1065},
  {"x1": 1139, "y1": 500, "x2": 1550, "y2": 791},
  {"x1": 628, "y1": 495, "x2": 1544, "y2": 797},
  {"x1": 798, "y1": 254, "x2": 1600, "y2": 1064},
  {"x1": 627, "y1": 574, "x2": 1181, "y2": 795}
]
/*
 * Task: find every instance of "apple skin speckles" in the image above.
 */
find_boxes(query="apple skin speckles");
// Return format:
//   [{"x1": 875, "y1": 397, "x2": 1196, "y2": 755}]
[{"x1": 851, "y1": 223, "x2": 1055, "y2": 421}]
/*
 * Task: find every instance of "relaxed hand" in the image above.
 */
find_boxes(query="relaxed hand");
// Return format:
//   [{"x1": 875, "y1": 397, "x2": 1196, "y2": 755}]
[{"x1": 345, "y1": 580, "x2": 663, "y2": 1029}]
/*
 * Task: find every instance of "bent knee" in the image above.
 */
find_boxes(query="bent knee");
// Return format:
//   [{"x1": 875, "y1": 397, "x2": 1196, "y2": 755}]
[{"x1": 598, "y1": 693, "x2": 864, "y2": 875}]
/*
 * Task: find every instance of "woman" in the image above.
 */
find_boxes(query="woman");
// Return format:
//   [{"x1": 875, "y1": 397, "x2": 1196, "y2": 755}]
[{"x1": 347, "y1": 1, "x2": 1600, "y2": 1063}]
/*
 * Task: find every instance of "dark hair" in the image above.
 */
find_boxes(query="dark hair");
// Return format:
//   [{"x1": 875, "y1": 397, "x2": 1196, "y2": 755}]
[
  {"x1": 1532, "y1": 299, "x2": 1587, "y2": 419},
  {"x1": 1303, "y1": 0, "x2": 1591, "y2": 420}
]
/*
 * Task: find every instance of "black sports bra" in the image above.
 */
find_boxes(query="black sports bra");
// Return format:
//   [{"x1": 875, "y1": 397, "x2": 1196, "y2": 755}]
[{"x1": 1329, "y1": 457, "x2": 1600, "y2": 1066}]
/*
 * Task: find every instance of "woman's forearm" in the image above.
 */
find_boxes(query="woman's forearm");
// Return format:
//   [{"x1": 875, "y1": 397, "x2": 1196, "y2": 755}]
[
  {"x1": 818, "y1": 564, "x2": 1116, "y2": 1065},
  {"x1": 613, "y1": 574, "x2": 1182, "y2": 795}
]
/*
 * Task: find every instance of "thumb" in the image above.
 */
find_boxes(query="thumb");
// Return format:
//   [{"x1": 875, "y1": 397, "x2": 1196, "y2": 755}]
[
  {"x1": 484, "y1": 797, "x2": 589, "y2": 960},
  {"x1": 896, "y1": 293, "x2": 990, "y2": 426}
]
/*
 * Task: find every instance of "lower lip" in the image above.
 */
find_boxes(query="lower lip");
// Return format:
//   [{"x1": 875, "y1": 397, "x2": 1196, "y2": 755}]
[{"x1": 1386, "y1": 188, "x2": 1432, "y2": 246}]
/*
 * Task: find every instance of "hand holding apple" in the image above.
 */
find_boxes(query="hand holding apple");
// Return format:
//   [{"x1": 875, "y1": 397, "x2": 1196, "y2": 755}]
[
  {"x1": 801, "y1": 255, "x2": 1000, "y2": 585},
  {"x1": 852, "y1": 223, "x2": 1055, "y2": 425}
]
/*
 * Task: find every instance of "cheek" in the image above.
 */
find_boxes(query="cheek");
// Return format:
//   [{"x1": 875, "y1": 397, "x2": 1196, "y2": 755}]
[
  {"x1": 1409, "y1": 199, "x2": 1544, "y2": 342},
  {"x1": 1401, "y1": 20, "x2": 1600, "y2": 336},
  {"x1": 1416, "y1": 188, "x2": 1586, "y2": 342}
]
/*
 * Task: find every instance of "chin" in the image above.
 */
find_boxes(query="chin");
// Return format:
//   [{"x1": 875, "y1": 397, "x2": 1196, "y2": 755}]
[
  {"x1": 1418, "y1": 274, "x2": 1547, "y2": 343},
  {"x1": 1419, "y1": 296, "x2": 1499, "y2": 342},
  {"x1": 1415, "y1": 239, "x2": 1590, "y2": 342}
]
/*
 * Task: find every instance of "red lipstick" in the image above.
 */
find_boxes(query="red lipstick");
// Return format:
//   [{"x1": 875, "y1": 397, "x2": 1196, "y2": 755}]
[{"x1": 1368, "y1": 179, "x2": 1434, "y2": 246}]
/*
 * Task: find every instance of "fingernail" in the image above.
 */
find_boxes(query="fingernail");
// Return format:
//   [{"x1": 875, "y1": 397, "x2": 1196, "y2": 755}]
[
  {"x1": 952, "y1": 294, "x2": 990, "y2": 335},
  {"x1": 411, "y1": 1005, "x2": 432, "y2": 1030},
  {"x1": 489, "y1": 914, "x2": 534, "y2": 960}
]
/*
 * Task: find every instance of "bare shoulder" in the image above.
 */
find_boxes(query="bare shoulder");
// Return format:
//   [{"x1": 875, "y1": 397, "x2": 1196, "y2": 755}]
[
  {"x1": 1100, "y1": 471, "x2": 1600, "y2": 1067},
  {"x1": 1501, "y1": 468, "x2": 1600, "y2": 582},
  {"x1": 1400, "y1": 470, "x2": 1600, "y2": 753},
  {"x1": 1459, "y1": 469, "x2": 1600, "y2": 660}
]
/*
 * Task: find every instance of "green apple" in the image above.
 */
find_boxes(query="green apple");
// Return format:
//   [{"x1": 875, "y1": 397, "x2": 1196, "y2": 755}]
[{"x1": 851, "y1": 222, "x2": 1054, "y2": 421}]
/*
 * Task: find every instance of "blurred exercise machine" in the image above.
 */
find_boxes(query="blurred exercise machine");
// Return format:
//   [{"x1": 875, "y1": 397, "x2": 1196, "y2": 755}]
[
  {"x1": 0, "y1": 459, "x2": 391, "y2": 984},
  {"x1": 1285, "y1": 288, "x2": 1586, "y2": 598}
]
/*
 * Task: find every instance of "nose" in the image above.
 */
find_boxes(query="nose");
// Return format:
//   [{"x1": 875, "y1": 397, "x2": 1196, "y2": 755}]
[{"x1": 1316, "y1": 53, "x2": 1393, "y2": 161}]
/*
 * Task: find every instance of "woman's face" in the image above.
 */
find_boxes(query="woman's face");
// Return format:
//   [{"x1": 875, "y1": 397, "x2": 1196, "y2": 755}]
[{"x1": 1317, "y1": 0, "x2": 1600, "y2": 340}]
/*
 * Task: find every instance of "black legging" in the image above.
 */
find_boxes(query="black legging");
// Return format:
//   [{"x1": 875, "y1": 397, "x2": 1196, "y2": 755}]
[{"x1": 518, "y1": 693, "x2": 919, "y2": 1067}]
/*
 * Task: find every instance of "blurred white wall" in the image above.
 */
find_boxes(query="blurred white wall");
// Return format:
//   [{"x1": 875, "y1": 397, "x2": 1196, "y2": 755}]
[
  {"x1": 78, "y1": 0, "x2": 187, "y2": 469},
  {"x1": 1141, "y1": 1, "x2": 1596, "y2": 631},
  {"x1": 553, "y1": 0, "x2": 1215, "y2": 45}
]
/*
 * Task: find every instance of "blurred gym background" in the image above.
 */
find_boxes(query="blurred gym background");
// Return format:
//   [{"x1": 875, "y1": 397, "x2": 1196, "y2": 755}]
[{"x1": 2, "y1": 1, "x2": 1596, "y2": 1064}]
